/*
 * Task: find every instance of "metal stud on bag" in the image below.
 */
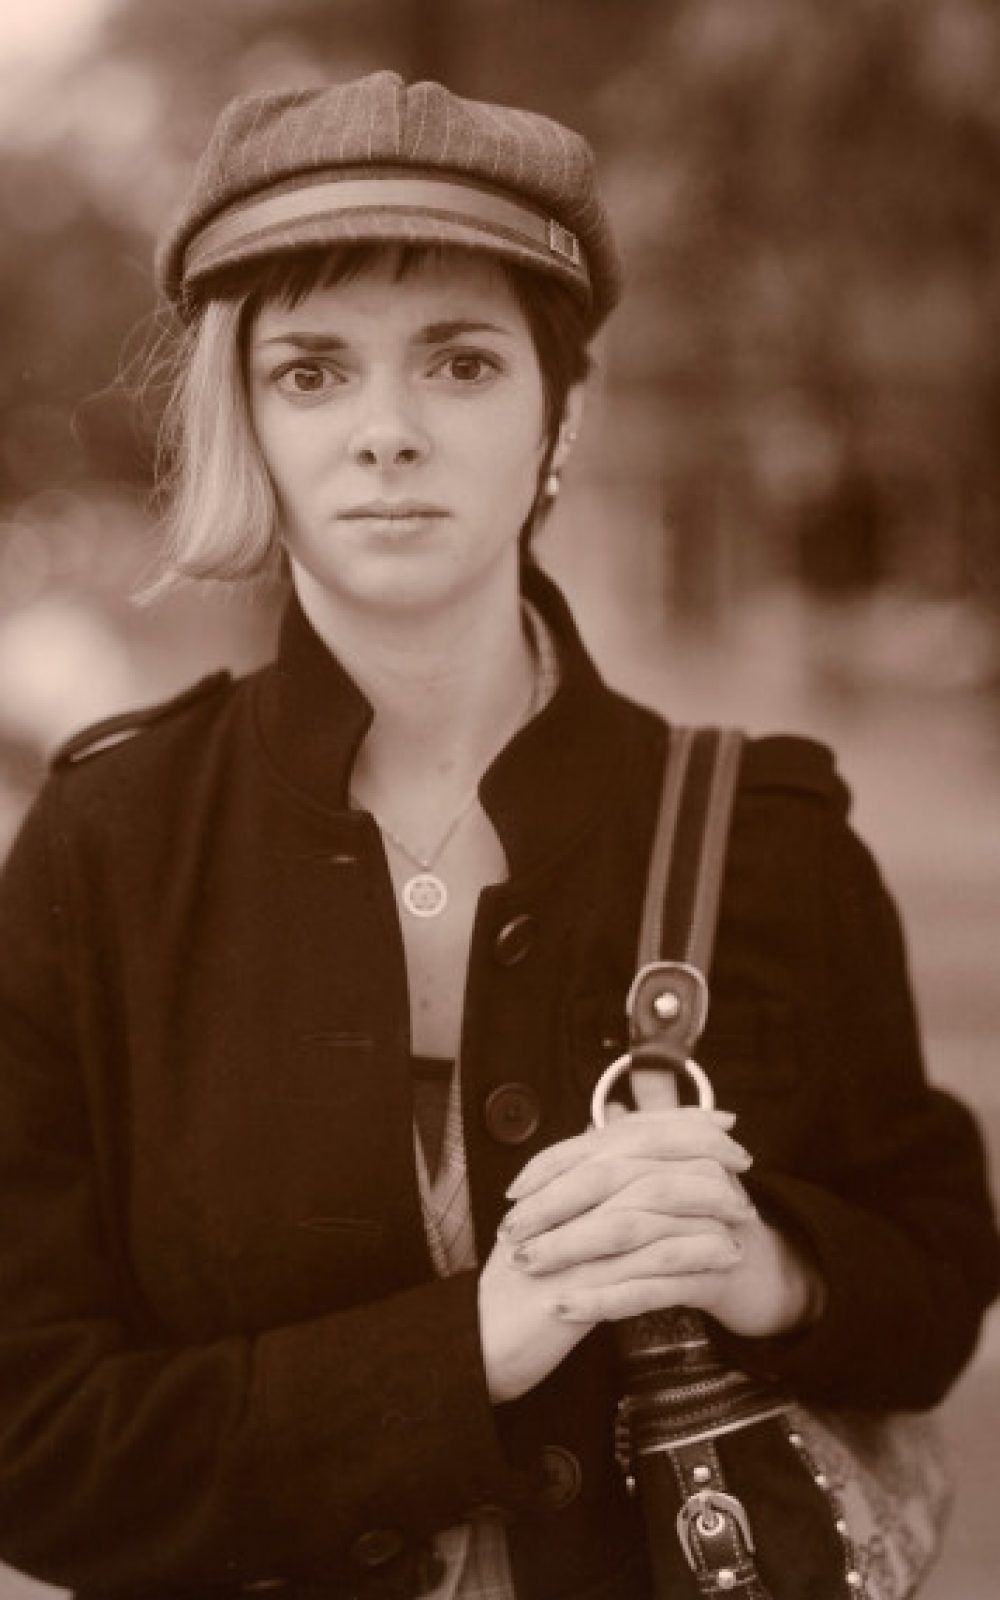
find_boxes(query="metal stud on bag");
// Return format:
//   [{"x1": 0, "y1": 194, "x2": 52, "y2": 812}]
[{"x1": 590, "y1": 964, "x2": 714, "y2": 1126}]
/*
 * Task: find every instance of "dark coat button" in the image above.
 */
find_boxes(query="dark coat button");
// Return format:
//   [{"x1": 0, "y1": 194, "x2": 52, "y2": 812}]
[
  {"x1": 492, "y1": 913, "x2": 538, "y2": 966},
  {"x1": 538, "y1": 1444, "x2": 583, "y2": 1510},
  {"x1": 484, "y1": 1083, "x2": 542, "y2": 1144},
  {"x1": 349, "y1": 1527, "x2": 405, "y2": 1568}
]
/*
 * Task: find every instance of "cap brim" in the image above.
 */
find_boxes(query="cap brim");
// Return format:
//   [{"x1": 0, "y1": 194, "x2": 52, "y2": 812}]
[{"x1": 170, "y1": 171, "x2": 592, "y2": 317}]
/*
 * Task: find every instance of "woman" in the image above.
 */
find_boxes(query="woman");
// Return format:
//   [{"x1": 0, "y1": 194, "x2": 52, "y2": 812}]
[{"x1": 0, "y1": 72, "x2": 996, "y2": 1600}]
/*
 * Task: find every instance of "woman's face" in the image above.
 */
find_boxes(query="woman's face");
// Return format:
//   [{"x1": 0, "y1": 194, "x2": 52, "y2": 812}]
[{"x1": 247, "y1": 251, "x2": 548, "y2": 627}]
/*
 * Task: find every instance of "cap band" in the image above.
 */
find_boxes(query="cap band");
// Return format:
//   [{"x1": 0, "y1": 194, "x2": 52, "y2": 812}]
[{"x1": 183, "y1": 172, "x2": 590, "y2": 292}]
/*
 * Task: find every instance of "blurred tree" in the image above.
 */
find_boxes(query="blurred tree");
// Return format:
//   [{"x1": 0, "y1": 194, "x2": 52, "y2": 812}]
[
  {"x1": 0, "y1": 147, "x2": 153, "y2": 502},
  {"x1": 593, "y1": 0, "x2": 1000, "y2": 632}
]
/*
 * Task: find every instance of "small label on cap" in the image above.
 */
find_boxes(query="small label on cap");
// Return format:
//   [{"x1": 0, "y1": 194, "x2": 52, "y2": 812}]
[{"x1": 547, "y1": 220, "x2": 582, "y2": 265}]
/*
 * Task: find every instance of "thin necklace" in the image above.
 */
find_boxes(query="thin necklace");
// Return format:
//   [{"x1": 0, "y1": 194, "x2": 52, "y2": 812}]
[
  {"x1": 376, "y1": 788, "x2": 483, "y2": 918},
  {"x1": 356, "y1": 652, "x2": 541, "y2": 920}
]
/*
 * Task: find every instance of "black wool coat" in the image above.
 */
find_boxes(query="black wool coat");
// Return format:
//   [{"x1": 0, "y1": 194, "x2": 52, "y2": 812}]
[{"x1": 0, "y1": 570, "x2": 997, "y2": 1600}]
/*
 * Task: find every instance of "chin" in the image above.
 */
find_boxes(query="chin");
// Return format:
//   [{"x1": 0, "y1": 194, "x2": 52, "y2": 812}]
[
  {"x1": 293, "y1": 539, "x2": 522, "y2": 626},
  {"x1": 313, "y1": 569, "x2": 463, "y2": 620}
]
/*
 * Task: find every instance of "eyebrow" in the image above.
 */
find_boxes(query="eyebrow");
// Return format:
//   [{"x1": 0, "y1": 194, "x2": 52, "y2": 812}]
[{"x1": 255, "y1": 318, "x2": 512, "y2": 350}]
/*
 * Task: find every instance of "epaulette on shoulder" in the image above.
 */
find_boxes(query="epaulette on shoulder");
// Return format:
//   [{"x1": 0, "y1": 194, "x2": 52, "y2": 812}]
[
  {"x1": 740, "y1": 733, "x2": 849, "y2": 812},
  {"x1": 50, "y1": 671, "x2": 233, "y2": 772}
]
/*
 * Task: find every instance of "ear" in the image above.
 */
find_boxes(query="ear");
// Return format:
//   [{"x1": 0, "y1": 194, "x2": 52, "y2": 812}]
[{"x1": 549, "y1": 383, "x2": 587, "y2": 473}]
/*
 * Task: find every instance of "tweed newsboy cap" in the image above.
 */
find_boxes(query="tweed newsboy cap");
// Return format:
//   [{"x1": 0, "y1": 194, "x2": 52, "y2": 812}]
[{"x1": 157, "y1": 71, "x2": 622, "y2": 327}]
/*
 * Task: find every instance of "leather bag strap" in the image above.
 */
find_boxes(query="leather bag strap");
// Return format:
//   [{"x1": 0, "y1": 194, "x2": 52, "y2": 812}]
[
  {"x1": 639, "y1": 725, "x2": 746, "y2": 975},
  {"x1": 590, "y1": 728, "x2": 745, "y2": 1124},
  {"x1": 635, "y1": 725, "x2": 697, "y2": 968}
]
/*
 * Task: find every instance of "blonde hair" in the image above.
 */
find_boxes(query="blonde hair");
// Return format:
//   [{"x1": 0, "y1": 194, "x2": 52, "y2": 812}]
[{"x1": 144, "y1": 298, "x2": 281, "y2": 599}]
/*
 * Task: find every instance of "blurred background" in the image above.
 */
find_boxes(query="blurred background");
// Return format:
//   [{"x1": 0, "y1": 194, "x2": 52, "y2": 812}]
[{"x1": 1, "y1": 1, "x2": 998, "y2": 1595}]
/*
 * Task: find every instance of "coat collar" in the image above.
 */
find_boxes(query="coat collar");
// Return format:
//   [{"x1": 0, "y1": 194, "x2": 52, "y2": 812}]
[{"x1": 253, "y1": 564, "x2": 633, "y2": 876}]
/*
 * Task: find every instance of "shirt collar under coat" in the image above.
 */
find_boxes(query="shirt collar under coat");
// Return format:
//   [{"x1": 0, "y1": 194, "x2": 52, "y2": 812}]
[{"x1": 253, "y1": 564, "x2": 631, "y2": 879}]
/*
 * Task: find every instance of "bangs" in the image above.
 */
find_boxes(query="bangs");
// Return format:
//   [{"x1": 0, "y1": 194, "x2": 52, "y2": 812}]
[
  {"x1": 201, "y1": 243, "x2": 589, "y2": 345},
  {"x1": 206, "y1": 241, "x2": 481, "y2": 314}
]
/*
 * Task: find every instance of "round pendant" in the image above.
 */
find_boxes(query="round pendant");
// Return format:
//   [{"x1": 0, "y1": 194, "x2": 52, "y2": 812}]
[{"x1": 402, "y1": 872, "x2": 449, "y2": 918}]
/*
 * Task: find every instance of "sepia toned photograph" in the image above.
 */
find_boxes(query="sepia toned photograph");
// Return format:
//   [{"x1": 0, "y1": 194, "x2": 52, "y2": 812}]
[{"x1": 1, "y1": 4, "x2": 998, "y2": 1598}]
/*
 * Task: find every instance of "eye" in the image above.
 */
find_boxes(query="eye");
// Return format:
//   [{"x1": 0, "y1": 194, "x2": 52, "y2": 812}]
[
  {"x1": 433, "y1": 351, "x2": 503, "y2": 385},
  {"x1": 273, "y1": 361, "x2": 344, "y2": 399}
]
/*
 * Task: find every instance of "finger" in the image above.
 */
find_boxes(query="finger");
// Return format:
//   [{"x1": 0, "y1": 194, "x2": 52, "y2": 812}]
[
  {"x1": 550, "y1": 1266, "x2": 738, "y2": 1324},
  {"x1": 509, "y1": 1209, "x2": 732, "y2": 1274},
  {"x1": 547, "y1": 1234, "x2": 744, "y2": 1320},
  {"x1": 505, "y1": 1128, "x2": 603, "y2": 1201},
  {"x1": 503, "y1": 1158, "x2": 752, "y2": 1243},
  {"x1": 517, "y1": 1109, "x2": 750, "y2": 1192},
  {"x1": 506, "y1": 1109, "x2": 750, "y2": 1200},
  {"x1": 613, "y1": 1164, "x2": 755, "y2": 1222},
  {"x1": 593, "y1": 1111, "x2": 750, "y2": 1172},
  {"x1": 569, "y1": 1229, "x2": 743, "y2": 1289},
  {"x1": 502, "y1": 1155, "x2": 638, "y2": 1241}
]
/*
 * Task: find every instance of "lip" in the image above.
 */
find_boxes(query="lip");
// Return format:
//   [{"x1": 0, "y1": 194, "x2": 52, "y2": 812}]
[{"x1": 338, "y1": 502, "x2": 448, "y2": 520}]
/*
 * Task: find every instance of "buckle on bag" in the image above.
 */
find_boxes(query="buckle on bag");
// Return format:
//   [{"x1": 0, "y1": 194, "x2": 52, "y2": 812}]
[{"x1": 677, "y1": 1489, "x2": 754, "y2": 1569}]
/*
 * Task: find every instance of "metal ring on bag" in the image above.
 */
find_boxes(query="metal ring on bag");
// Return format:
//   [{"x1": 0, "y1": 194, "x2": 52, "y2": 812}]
[{"x1": 590, "y1": 1051, "x2": 715, "y2": 1127}]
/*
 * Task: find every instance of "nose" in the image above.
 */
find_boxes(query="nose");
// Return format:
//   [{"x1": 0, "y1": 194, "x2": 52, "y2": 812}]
[{"x1": 348, "y1": 378, "x2": 429, "y2": 471}]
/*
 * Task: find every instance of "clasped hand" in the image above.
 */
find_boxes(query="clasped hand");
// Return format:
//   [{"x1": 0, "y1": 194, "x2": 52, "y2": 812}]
[{"x1": 479, "y1": 1107, "x2": 819, "y2": 1403}]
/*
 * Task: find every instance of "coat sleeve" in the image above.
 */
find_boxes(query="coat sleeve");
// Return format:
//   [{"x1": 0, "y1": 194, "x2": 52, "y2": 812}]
[
  {"x1": 0, "y1": 786, "x2": 530, "y2": 1594},
  {"x1": 714, "y1": 800, "x2": 1000, "y2": 1409}
]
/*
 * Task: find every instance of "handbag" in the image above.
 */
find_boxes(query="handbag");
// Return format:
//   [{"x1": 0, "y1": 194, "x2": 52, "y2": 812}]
[{"x1": 591, "y1": 726, "x2": 951, "y2": 1600}]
